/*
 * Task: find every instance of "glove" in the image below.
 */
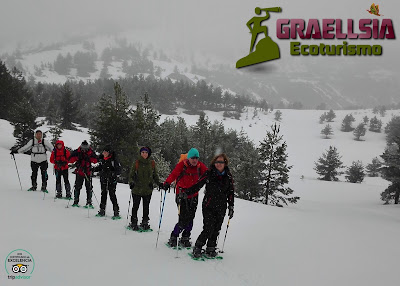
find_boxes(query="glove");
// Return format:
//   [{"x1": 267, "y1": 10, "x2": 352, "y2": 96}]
[
  {"x1": 10, "y1": 148, "x2": 17, "y2": 155},
  {"x1": 129, "y1": 182, "x2": 135, "y2": 189},
  {"x1": 160, "y1": 182, "x2": 170, "y2": 190},
  {"x1": 228, "y1": 206, "x2": 234, "y2": 219}
]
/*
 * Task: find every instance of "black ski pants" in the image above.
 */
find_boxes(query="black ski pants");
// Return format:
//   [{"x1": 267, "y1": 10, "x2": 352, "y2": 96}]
[
  {"x1": 171, "y1": 196, "x2": 198, "y2": 238},
  {"x1": 55, "y1": 169, "x2": 71, "y2": 194},
  {"x1": 195, "y1": 205, "x2": 226, "y2": 248},
  {"x1": 131, "y1": 193, "x2": 152, "y2": 224},
  {"x1": 31, "y1": 161, "x2": 48, "y2": 189},
  {"x1": 73, "y1": 175, "x2": 92, "y2": 204},
  {"x1": 100, "y1": 177, "x2": 119, "y2": 213}
]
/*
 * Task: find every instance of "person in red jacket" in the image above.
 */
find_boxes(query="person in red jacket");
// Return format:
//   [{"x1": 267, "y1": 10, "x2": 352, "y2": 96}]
[
  {"x1": 68, "y1": 140, "x2": 98, "y2": 207},
  {"x1": 50, "y1": 140, "x2": 71, "y2": 198},
  {"x1": 161, "y1": 148, "x2": 207, "y2": 247}
]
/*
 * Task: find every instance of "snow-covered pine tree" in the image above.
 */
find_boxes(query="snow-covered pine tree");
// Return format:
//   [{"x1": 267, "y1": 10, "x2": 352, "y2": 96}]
[
  {"x1": 369, "y1": 116, "x2": 382, "y2": 133},
  {"x1": 259, "y1": 123, "x2": 299, "y2": 206},
  {"x1": 319, "y1": 112, "x2": 327, "y2": 124},
  {"x1": 314, "y1": 146, "x2": 344, "y2": 181},
  {"x1": 341, "y1": 114, "x2": 355, "y2": 132},
  {"x1": 363, "y1": 115, "x2": 369, "y2": 124},
  {"x1": 321, "y1": 124, "x2": 333, "y2": 139},
  {"x1": 380, "y1": 139, "x2": 400, "y2": 204},
  {"x1": 345, "y1": 161, "x2": 365, "y2": 183},
  {"x1": 191, "y1": 112, "x2": 212, "y2": 163},
  {"x1": 353, "y1": 123, "x2": 366, "y2": 141},
  {"x1": 366, "y1": 157, "x2": 382, "y2": 177},
  {"x1": 274, "y1": 110, "x2": 282, "y2": 122},
  {"x1": 48, "y1": 120, "x2": 63, "y2": 146},
  {"x1": 325, "y1": 109, "x2": 336, "y2": 122}
]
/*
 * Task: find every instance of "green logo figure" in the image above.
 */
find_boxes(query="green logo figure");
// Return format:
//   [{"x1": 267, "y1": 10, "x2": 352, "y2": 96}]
[{"x1": 236, "y1": 7, "x2": 282, "y2": 68}]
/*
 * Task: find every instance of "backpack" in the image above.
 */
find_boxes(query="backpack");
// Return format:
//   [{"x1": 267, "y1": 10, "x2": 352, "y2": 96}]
[
  {"x1": 25, "y1": 136, "x2": 46, "y2": 155},
  {"x1": 135, "y1": 160, "x2": 155, "y2": 171}
]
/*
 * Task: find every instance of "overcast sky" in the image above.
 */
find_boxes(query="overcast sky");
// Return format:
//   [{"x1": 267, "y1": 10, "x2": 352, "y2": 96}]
[{"x1": 0, "y1": 0, "x2": 398, "y2": 65}]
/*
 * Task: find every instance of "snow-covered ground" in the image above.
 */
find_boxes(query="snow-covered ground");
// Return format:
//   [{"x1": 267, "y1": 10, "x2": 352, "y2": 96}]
[{"x1": 1, "y1": 108, "x2": 400, "y2": 286}]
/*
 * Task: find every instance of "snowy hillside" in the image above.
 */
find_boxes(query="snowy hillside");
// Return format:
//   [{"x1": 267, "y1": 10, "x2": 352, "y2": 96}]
[{"x1": 1, "y1": 108, "x2": 400, "y2": 286}]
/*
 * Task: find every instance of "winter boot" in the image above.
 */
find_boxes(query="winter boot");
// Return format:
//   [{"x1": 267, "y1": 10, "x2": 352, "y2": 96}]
[
  {"x1": 66, "y1": 193, "x2": 72, "y2": 199},
  {"x1": 205, "y1": 247, "x2": 218, "y2": 258},
  {"x1": 140, "y1": 218, "x2": 150, "y2": 230},
  {"x1": 167, "y1": 235, "x2": 178, "y2": 247},
  {"x1": 27, "y1": 187, "x2": 37, "y2": 192},
  {"x1": 97, "y1": 209, "x2": 105, "y2": 217},
  {"x1": 128, "y1": 218, "x2": 139, "y2": 230},
  {"x1": 179, "y1": 236, "x2": 192, "y2": 248},
  {"x1": 192, "y1": 245, "x2": 203, "y2": 258},
  {"x1": 56, "y1": 192, "x2": 62, "y2": 198}
]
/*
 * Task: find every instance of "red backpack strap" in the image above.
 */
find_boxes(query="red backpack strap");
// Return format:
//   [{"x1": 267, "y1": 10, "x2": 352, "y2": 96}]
[{"x1": 151, "y1": 160, "x2": 155, "y2": 169}]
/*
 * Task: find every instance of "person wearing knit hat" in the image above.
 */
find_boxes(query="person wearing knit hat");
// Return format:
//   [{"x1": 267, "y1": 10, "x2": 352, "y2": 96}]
[
  {"x1": 160, "y1": 147, "x2": 208, "y2": 248},
  {"x1": 68, "y1": 141, "x2": 98, "y2": 207},
  {"x1": 127, "y1": 146, "x2": 159, "y2": 231},
  {"x1": 94, "y1": 145, "x2": 121, "y2": 219}
]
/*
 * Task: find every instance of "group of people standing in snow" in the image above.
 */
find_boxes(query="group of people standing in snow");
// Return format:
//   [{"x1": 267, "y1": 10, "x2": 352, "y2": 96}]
[{"x1": 10, "y1": 129, "x2": 235, "y2": 258}]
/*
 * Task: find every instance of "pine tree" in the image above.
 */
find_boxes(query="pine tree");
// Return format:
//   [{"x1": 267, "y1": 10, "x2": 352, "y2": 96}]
[
  {"x1": 366, "y1": 157, "x2": 382, "y2": 177},
  {"x1": 384, "y1": 116, "x2": 400, "y2": 144},
  {"x1": 191, "y1": 112, "x2": 212, "y2": 162},
  {"x1": 259, "y1": 124, "x2": 299, "y2": 206},
  {"x1": 319, "y1": 112, "x2": 327, "y2": 124},
  {"x1": 345, "y1": 161, "x2": 365, "y2": 183},
  {"x1": 341, "y1": 114, "x2": 355, "y2": 132},
  {"x1": 60, "y1": 83, "x2": 79, "y2": 130},
  {"x1": 48, "y1": 120, "x2": 63, "y2": 146},
  {"x1": 321, "y1": 124, "x2": 333, "y2": 139},
  {"x1": 363, "y1": 115, "x2": 369, "y2": 124},
  {"x1": 325, "y1": 109, "x2": 336, "y2": 122},
  {"x1": 231, "y1": 130, "x2": 263, "y2": 202},
  {"x1": 380, "y1": 140, "x2": 400, "y2": 204},
  {"x1": 369, "y1": 116, "x2": 382, "y2": 133},
  {"x1": 379, "y1": 106, "x2": 386, "y2": 117},
  {"x1": 90, "y1": 82, "x2": 136, "y2": 181},
  {"x1": 314, "y1": 146, "x2": 344, "y2": 181},
  {"x1": 353, "y1": 123, "x2": 366, "y2": 141},
  {"x1": 274, "y1": 110, "x2": 282, "y2": 121}
]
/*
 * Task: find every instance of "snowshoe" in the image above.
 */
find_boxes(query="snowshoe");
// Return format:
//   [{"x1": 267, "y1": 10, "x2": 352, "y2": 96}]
[
  {"x1": 27, "y1": 187, "x2": 37, "y2": 192},
  {"x1": 165, "y1": 242, "x2": 182, "y2": 250},
  {"x1": 192, "y1": 246, "x2": 203, "y2": 258},
  {"x1": 71, "y1": 204, "x2": 80, "y2": 207},
  {"x1": 66, "y1": 193, "x2": 72, "y2": 199},
  {"x1": 83, "y1": 204, "x2": 94, "y2": 209},
  {"x1": 203, "y1": 247, "x2": 223, "y2": 260},
  {"x1": 140, "y1": 222, "x2": 151, "y2": 230},
  {"x1": 126, "y1": 223, "x2": 139, "y2": 231},
  {"x1": 96, "y1": 209, "x2": 105, "y2": 217},
  {"x1": 56, "y1": 193, "x2": 62, "y2": 198},
  {"x1": 41, "y1": 189, "x2": 48, "y2": 193},
  {"x1": 188, "y1": 252, "x2": 205, "y2": 261},
  {"x1": 112, "y1": 215, "x2": 121, "y2": 220},
  {"x1": 95, "y1": 213, "x2": 105, "y2": 217},
  {"x1": 166, "y1": 236, "x2": 179, "y2": 248},
  {"x1": 179, "y1": 237, "x2": 192, "y2": 248}
]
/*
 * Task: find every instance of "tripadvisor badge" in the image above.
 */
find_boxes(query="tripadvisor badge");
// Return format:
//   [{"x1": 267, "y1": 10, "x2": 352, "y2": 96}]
[
  {"x1": 236, "y1": 7, "x2": 282, "y2": 68},
  {"x1": 5, "y1": 249, "x2": 35, "y2": 280}
]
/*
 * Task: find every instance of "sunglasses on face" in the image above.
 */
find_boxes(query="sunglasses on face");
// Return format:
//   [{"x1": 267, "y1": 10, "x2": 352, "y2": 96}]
[
  {"x1": 214, "y1": 161, "x2": 225, "y2": 164},
  {"x1": 190, "y1": 157, "x2": 199, "y2": 160}
]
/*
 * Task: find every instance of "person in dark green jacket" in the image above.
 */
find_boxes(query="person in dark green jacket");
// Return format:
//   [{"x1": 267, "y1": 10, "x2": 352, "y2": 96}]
[{"x1": 128, "y1": 147, "x2": 159, "y2": 230}]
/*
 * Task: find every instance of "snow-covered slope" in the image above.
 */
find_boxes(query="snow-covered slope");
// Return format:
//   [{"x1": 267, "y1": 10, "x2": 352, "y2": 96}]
[{"x1": 1, "y1": 108, "x2": 400, "y2": 286}]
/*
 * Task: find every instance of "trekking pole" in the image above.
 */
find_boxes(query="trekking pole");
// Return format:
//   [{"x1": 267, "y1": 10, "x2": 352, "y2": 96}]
[
  {"x1": 11, "y1": 154, "x2": 23, "y2": 191},
  {"x1": 124, "y1": 191, "x2": 133, "y2": 235},
  {"x1": 155, "y1": 189, "x2": 167, "y2": 248},
  {"x1": 219, "y1": 218, "x2": 231, "y2": 253}
]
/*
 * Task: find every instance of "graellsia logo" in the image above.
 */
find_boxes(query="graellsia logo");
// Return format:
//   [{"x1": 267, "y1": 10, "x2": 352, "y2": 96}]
[
  {"x1": 236, "y1": 7, "x2": 282, "y2": 68},
  {"x1": 5, "y1": 249, "x2": 35, "y2": 280}
]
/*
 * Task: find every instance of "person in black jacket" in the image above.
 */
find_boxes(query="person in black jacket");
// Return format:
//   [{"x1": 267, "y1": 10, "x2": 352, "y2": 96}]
[
  {"x1": 94, "y1": 145, "x2": 121, "y2": 219},
  {"x1": 183, "y1": 153, "x2": 234, "y2": 258}
]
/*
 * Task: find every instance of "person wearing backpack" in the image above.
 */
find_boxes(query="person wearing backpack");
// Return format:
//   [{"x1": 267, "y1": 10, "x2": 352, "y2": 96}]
[
  {"x1": 160, "y1": 148, "x2": 208, "y2": 248},
  {"x1": 50, "y1": 140, "x2": 71, "y2": 198},
  {"x1": 127, "y1": 147, "x2": 159, "y2": 230},
  {"x1": 10, "y1": 130, "x2": 53, "y2": 192},
  {"x1": 183, "y1": 153, "x2": 235, "y2": 258},
  {"x1": 68, "y1": 140, "x2": 98, "y2": 208},
  {"x1": 94, "y1": 145, "x2": 121, "y2": 219}
]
